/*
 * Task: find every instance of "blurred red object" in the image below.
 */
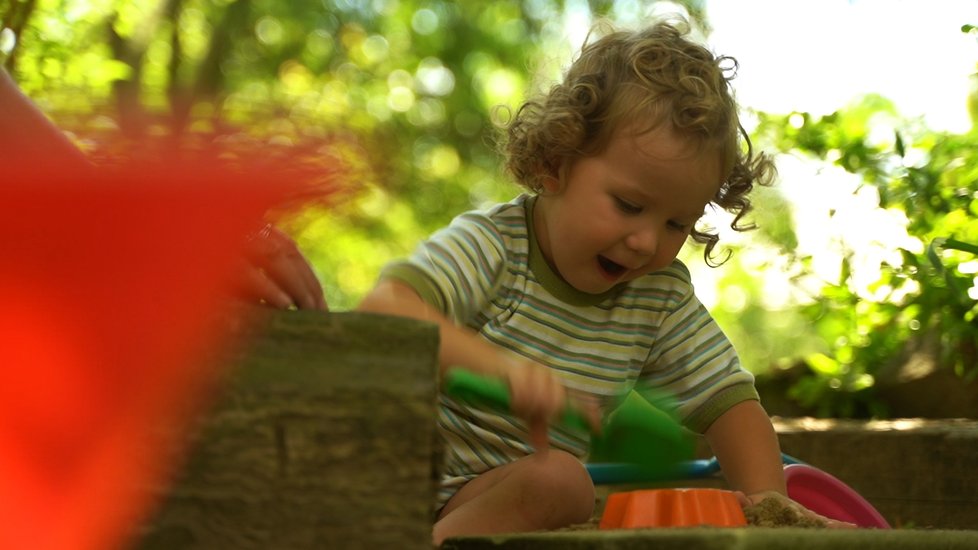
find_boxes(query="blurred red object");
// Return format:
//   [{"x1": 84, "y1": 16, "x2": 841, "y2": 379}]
[
  {"x1": 0, "y1": 160, "x2": 298, "y2": 550},
  {"x1": 784, "y1": 464, "x2": 891, "y2": 528}
]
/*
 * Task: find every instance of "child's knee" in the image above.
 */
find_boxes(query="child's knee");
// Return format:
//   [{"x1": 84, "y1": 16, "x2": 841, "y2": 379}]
[{"x1": 523, "y1": 451, "x2": 595, "y2": 519}]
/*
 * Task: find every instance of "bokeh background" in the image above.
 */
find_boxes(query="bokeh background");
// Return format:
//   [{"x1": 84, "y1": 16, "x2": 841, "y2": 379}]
[{"x1": 4, "y1": 0, "x2": 977, "y2": 418}]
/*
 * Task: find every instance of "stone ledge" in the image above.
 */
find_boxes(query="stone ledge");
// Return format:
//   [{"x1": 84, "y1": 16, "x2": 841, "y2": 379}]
[
  {"x1": 442, "y1": 527, "x2": 978, "y2": 550},
  {"x1": 591, "y1": 418, "x2": 978, "y2": 530},
  {"x1": 774, "y1": 418, "x2": 978, "y2": 529}
]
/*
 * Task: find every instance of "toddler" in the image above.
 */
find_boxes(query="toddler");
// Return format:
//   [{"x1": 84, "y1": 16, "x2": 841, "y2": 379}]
[{"x1": 358, "y1": 18, "x2": 846, "y2": 544}]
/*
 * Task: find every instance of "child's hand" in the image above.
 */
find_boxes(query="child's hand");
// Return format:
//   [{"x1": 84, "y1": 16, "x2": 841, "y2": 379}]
[
  {"x1": 500, "y1": 360, "x2": 602, "y2": 452},
  {"x1": 737, "y1": 490, "x2": 857, "y2": 529},
  {"x1": 502, "y1": 360, "x2": 566, "y2": 452}
]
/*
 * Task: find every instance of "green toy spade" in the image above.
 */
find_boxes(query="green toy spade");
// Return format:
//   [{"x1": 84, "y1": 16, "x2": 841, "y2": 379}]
[{"x1": 444, "y1": 368, "x2": 695, "y2": 479}]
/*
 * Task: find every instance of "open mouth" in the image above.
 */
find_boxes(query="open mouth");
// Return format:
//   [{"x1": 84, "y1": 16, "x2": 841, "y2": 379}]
[{"x1": 598, "y1": 255, "x2": 627, "y2": 279}]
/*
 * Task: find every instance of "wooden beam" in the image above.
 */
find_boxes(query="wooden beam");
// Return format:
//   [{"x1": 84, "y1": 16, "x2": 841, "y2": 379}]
[{"x1": 137, "y1": 310, "x2": 441, "y2": 549}]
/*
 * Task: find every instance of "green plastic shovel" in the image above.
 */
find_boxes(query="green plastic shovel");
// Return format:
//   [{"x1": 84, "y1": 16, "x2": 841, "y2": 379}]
[{"x1": 444, "y1": 368, "x2": 695, "y2": 479}]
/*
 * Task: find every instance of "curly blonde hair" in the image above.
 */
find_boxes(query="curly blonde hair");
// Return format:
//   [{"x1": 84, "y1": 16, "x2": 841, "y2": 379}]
[{"x1": 504, "y1": 19, "x2": 776, "y2": 265}]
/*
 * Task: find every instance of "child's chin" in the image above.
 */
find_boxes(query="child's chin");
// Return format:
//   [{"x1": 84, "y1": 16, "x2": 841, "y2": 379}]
[{"x1": 577, "y1": 279, "x2": 618, "y2": 295}]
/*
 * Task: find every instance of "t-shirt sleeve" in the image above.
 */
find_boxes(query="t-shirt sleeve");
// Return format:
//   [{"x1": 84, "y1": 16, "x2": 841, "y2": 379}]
[
  {"x1": 637, "y1": 267, "x2": 758, "y2": 434},
  {"x1": 379, "y1": 211, "x2": 507, "y2": 324}
]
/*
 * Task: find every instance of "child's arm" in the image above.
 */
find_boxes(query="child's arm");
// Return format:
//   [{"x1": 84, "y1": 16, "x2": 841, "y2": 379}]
[
  {"x1": 358, "y1": 278, "x2": 513, "y2": 377},
  {"x1": 706, "y1": 399, "x2": 855, "y2": 527},
  {"x1": 704, "y1": 399, "x2": 786, "y2": 495},
  {"x1": 358, "y1": 278, "x2": 580, "y2": 449}
]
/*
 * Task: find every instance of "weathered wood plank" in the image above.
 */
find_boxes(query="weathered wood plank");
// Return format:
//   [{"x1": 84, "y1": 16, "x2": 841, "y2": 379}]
[{"x1": 137, "y1": 310, "x2": 441, "y2": 550}]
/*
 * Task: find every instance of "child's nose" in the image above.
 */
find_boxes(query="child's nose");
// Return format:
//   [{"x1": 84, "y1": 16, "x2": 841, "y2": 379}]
[{"x1": 625, "y1": 226, "x2": 658, "y2": 256}]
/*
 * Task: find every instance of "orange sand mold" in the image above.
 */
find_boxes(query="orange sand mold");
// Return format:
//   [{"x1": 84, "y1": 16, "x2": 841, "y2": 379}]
[{"x1": 599, "y1": 488, "x2": 746, "y2": 529}]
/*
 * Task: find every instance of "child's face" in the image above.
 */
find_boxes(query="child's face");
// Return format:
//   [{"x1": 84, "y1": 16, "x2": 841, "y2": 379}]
[{"x1": 534, "y1": 124, "x2": 721, "y2": 295}]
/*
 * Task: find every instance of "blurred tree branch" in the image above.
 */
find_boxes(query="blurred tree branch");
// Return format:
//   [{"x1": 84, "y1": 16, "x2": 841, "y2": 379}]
[{"x1": 1, "y1": 0, "x2": 37, "y2": 71}]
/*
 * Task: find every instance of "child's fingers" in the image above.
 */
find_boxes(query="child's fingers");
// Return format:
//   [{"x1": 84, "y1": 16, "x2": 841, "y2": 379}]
[
  {"x1": 505, "y1": 361, "x2": 568, "y2": 447},
  {"x1": 528, "y1": 420, "x2": 550, "y2": 454},
  {"x1": 536, "y1": 367, "x2": 566, "y2": 422},
  {"x1": 567, "y1": 392, "x2": 603, "y2": 434},
  {"x1": 808, "y1": 508, "x2": 855, "y2": 528},
  {"x1": 825, "y1": 517, "x2": 857, "y2": 529},
  {"x1": 508, "y1": 363, "x2": 558, "y2": 417},
  {"x1": 732, "y1": 490, "x2": 751, "y2": 509}
]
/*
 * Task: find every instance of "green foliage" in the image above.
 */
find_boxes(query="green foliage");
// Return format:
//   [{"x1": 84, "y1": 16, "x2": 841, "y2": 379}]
[
  {"x1": 753, "y1": 92, "x2": 978, "y2": 416},
  {"x1": 3, "y1": 0, "x2": 712, "y2": 311},
  {"x1": 3, "y1": 0, "x2": 566, "y2": 306},
  {"x1": 8, "y1": 0, "x2": 973, "y2": 417}
]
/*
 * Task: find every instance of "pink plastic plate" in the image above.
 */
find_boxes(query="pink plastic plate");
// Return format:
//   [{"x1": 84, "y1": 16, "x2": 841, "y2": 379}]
[{"x1": 783, "y1": 464, "x2": 890, "y2": 528}]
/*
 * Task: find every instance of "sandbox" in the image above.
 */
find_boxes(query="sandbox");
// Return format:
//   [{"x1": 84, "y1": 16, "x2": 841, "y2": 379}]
[{"x1": 137, "y1": 311, "x2": 978, "y2": 549}]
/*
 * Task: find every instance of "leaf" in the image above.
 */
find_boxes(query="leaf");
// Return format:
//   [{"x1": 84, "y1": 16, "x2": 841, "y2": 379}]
[{"x1": 805, "y1": 353, "x2": 842, "y2": 376}]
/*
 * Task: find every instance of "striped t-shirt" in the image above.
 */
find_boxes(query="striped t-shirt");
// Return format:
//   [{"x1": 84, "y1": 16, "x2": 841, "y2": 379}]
[{"x1": 382, "y1": 194, "x2": 758, "y2": 507}]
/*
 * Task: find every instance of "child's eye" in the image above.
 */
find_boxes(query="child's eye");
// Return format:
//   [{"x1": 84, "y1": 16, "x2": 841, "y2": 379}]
[
  {"x1": 614, "y1": 196, "x2": 642, "y2": 214},
  {"x1": 668, "y1": 220, "x2": 690, "y2": 232}
]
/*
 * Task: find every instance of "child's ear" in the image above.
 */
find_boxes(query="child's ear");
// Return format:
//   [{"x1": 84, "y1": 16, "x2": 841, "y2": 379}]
[{"x1": 541, "y1": 175, "x2": 562, "y2": 194}]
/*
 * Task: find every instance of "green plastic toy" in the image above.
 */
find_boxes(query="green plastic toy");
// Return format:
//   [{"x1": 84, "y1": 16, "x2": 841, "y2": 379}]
[{"x1": 444, "y1": 368, "x2": 695, "y2": 479}]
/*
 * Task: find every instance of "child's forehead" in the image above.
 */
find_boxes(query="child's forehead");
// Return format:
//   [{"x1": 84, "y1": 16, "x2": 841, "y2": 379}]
[
  {"x1": 600, "y1": 124, "x2": 724, "y2": 206},
  {"x1": 614, "y1": 122, "x2": 721, "y2": 165}
]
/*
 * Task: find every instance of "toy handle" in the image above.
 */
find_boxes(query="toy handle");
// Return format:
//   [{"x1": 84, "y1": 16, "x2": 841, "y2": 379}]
[{"x1": 443, "y1": 368, "x2": 591, "y2": 433}]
